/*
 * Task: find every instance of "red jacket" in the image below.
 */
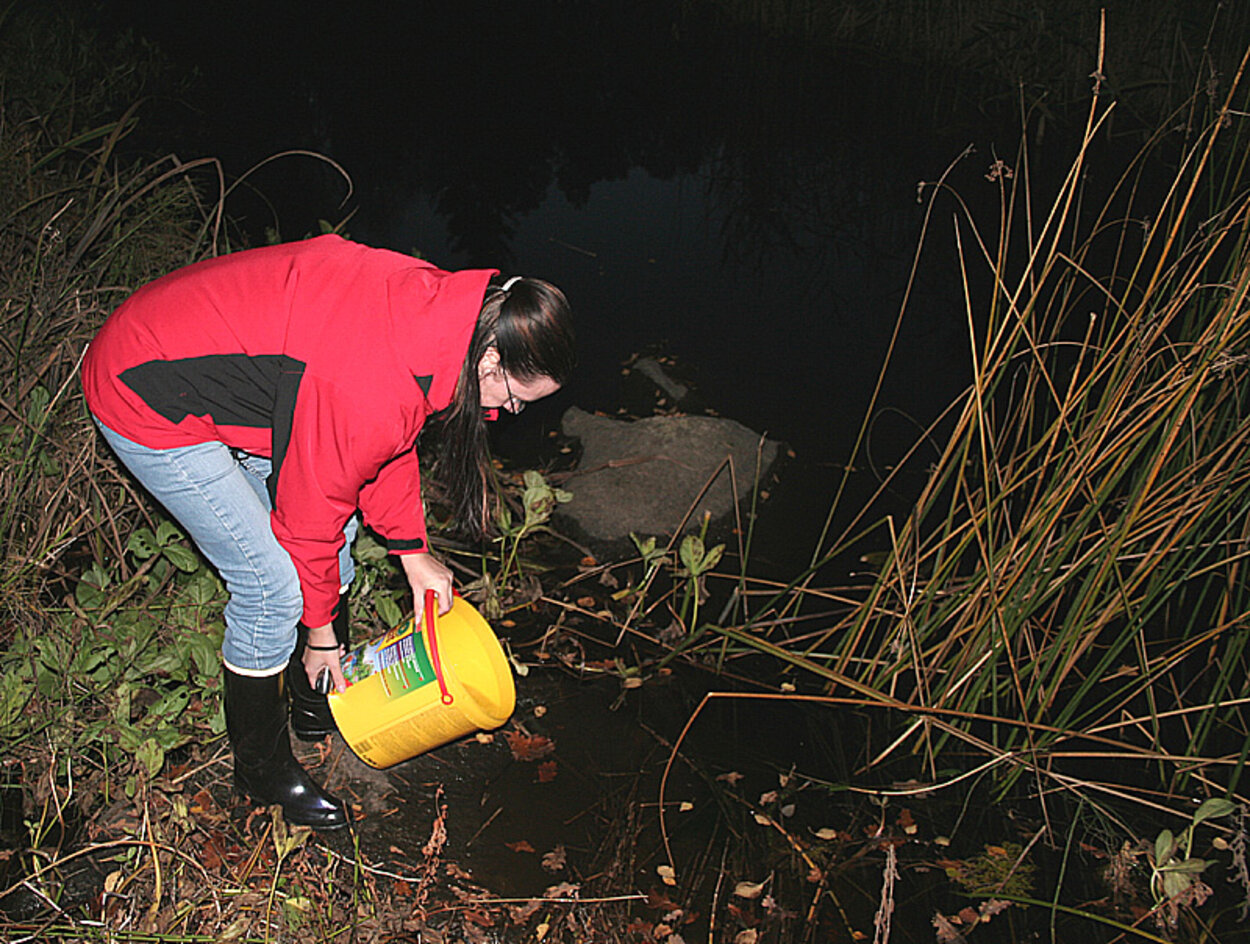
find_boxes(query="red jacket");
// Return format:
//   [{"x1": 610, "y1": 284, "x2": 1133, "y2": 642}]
[{"x1": 82, "y1": 235, "x2": 495, "y2": 627}]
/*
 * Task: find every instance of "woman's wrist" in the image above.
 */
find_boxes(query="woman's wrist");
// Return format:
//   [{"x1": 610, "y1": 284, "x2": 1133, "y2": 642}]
[{"x1": 306, "y1": 623, "x2": 337, "y2": 645}]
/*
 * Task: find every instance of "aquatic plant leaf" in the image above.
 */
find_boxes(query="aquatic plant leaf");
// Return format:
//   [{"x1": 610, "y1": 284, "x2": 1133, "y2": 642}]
[
  {"x1": 1192, "y1": 797, "x2": 1235, "y2": 827},
  {"x1": 679, "y1": 535, "x2": 705, "y2": 573},
  {"x1": 1155, "y1": 829, "x2": 1177, "y2": 865},
  {"x1": 1161, "y1": 857, "x2": 1214, "y2": 875},
  {"x1": 1162, "y1": 869, "x2": 1192, "y2": 899}
]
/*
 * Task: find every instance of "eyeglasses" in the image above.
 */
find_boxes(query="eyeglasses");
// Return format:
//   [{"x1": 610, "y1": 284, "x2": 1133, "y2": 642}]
[{"x1": 500, "y1": 370, "x2": 527, "y2": 414}]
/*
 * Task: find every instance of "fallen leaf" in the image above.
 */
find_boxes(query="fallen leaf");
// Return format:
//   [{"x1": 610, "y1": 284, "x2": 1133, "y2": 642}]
[
  {"x1": 759, "y1": 790, "x2": 779, "y2": 805},
  {"x1": 541, "y1": 846, "x2": 567, "y2": 872},
  {"x1": 576, "y1": 596, "x2": 596, "y2": 608},
  {"x1": 898, "y1": 808, "x2": 917, "y2": 835},
  {"x1": 733, "y1": 880, "x2": 766, "y2": 899},
  {"x1": 716, "y1": 771, "x2": 745, "y2": 785},
  {"x1": 505, "y1": 840, "x2": 536, "y2": 853},
  {"x1": 734, "y1": 930, "x2": 759, "y2": 944},
  {"x1": 536, "y1": 760, "x2": 558, "y2": 783},
  {"x1": 507, "y1": 900, "x2": 542, "y2": 924},
  {"x1": 679, "y1": 801, "x2": 694, "y2": 812},
  {"x1": 957, "y1": 906, "x2": 979, "y2": 924},
  {"x1": 980, "y1": 899, "x2": 1011, "y2": 918},
  {"x1": 463, "y1": 907, "x2": 496, "y2": 927},
  {"x1": 815, "y1": 827, "x2": 838, "y2": 840},
  {"x1": 504, "y1": 730, "x2": 556, "y2": 762},
  {"x1": 932, "y1": 912, "x2": 961, "y2": 943},
  {"x1": 646, "y1": 889, "x2": 681, "y2": 911},
  {"x1": 657, "y1": 864, "x2": 678, "y2": 886},
  {"x1": 533, "y1": 705, "x2": 547, "y2": 718}
]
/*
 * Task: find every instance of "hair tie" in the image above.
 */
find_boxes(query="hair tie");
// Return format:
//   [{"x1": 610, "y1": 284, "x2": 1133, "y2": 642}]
[{"x1": 501, "y1": 276, "x2": 523, "y2": 293}]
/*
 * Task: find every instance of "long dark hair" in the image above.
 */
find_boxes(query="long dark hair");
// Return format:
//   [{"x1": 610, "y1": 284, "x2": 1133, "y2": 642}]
[{"x1": 429, "y1": 276, "x2": 574, "y2": 539}]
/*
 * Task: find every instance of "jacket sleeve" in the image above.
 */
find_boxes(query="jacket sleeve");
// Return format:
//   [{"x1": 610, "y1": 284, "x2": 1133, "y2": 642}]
[{"x1": 357, "y1": 447, "x2": 430, "y2": 555}]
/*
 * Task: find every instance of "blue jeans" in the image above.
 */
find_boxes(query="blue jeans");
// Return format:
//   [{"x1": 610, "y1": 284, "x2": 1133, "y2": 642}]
[{"x1": 94, "y1": 419, "x2": 357, "y2": 675}]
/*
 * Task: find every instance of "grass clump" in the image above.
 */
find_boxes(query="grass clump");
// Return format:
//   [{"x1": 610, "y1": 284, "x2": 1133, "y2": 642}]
[{"x1": 0, "y1": 0, "x2": 231, "y2": 902}]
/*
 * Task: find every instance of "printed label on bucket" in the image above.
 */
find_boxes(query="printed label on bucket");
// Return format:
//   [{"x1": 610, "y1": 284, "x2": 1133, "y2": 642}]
[{"x1": 339, "y1": 622, "x2": 436, "y2": 700}]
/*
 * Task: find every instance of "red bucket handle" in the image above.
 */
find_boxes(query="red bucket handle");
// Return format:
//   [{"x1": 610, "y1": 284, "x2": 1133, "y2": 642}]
[{"x1": 424, "y1": 588, "x2": 455, "y2": 706}]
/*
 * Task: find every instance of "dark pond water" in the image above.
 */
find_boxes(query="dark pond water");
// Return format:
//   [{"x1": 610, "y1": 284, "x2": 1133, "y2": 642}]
[{"x1": 100, "y1": 0, "x2": 1056, "y2": 572}]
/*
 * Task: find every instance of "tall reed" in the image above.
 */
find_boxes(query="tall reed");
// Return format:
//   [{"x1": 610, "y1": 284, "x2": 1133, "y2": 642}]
[{"x1": 691, "y1": 38, "x2": 1250, "y2": 817}]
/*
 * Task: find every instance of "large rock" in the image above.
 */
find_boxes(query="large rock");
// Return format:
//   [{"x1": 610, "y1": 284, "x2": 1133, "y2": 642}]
[{"x1": 556, "y1": 407, "x2": 781, "y2": 549}]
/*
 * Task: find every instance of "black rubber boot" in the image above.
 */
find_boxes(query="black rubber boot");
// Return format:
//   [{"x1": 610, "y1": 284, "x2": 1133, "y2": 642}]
[
  {"x1": 223, "y1": 667, "x2": 349, "y2": 830},
  {"x1": 288, "y1": 599, "x2": 351, "y2": 741}
]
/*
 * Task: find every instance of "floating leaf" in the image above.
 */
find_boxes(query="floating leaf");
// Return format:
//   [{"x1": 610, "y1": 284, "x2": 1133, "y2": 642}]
[
  {"x1": 733, "y1": 879, "x2": 766, "y2": 899},
  {"x1": 541, "y1": 845, "x2": 567, "y2": 872},
  {"x1": 504, "y1": 730, "x2": 555, "y2": 761}
]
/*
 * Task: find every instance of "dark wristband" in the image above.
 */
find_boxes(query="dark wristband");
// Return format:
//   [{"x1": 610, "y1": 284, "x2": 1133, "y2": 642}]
[{"x1": 305, "y1": 642, "x2": 341, "y2": 651}]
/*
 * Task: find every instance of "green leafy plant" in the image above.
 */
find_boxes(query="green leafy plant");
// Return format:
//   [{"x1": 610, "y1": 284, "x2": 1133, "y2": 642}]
[
  {"x1": 466, "y1": 470, "x2": 571, "y2": 618},
  {"x1": 496, "y1": 470, "x2": 573, "y2": 583},
  {"x1": 1149, "y1": 798, "x2": 1236, "y2": 915},
  {"x1": 675, "y1": 530, "x2": 725, "y2": 632},
  {"x1": 348, "y1": 530, "x2": 405, "y2": 629}
]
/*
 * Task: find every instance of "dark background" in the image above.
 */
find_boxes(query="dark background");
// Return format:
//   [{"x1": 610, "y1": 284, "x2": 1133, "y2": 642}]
[{"x1": 94, "y1": 0, "x2": 1197, "y2": 568}]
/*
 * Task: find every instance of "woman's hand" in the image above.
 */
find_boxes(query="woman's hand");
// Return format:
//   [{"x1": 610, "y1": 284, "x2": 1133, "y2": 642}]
[
  {"x1": 401, "y1": 552, "x2": 454, "y2": 620},
  {"x1": 302, "y1": 622, "x2": 347, "y2": 693}
]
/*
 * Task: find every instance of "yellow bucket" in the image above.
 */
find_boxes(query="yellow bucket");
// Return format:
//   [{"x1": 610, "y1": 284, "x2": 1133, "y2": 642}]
[{"x1": 328, "y1": 592, "x2": 515, "y2": 769}]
